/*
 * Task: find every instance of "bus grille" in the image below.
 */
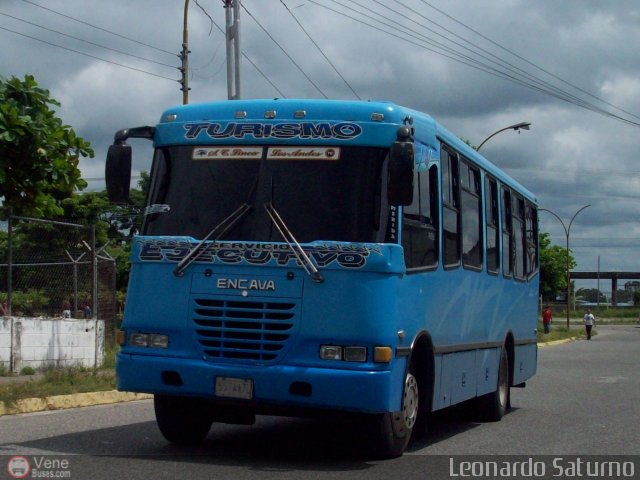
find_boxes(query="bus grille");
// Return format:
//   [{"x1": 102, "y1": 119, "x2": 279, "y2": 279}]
[{"x1": 191, "y1": 297, "x2": 297, "y2": 363}]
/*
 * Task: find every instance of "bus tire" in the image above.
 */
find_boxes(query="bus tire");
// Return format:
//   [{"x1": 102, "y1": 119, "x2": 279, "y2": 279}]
[
  {"x1": 477, "y1": 346, "x2": 510, "y2": 421},
  {"x1": 366, "y1": 366, "x2": 419, "y2": 458},
  {"x1": 154, "y1": 394, "x2": 213, "y2": 445}
]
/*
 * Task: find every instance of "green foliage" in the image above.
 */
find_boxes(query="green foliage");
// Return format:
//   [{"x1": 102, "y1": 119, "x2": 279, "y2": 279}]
[
  {"x1": 539, "y1": 232, "x2": 576, "y2": 301},
  {"x1": 0, "y1": 74, "x2": 94, "y2": 219},
  {"x1": 634, "y1": 291, "x2": 640, "y2": 306},
  {"x1": 575, "y1": 288, "x2": 607, "y2": 303},
  {"x1": 0, "y1": 290, "x2": 50, "y2": 316},
  {"x1": 20, "y1": 366, "x2": 36, "y2": 376}
]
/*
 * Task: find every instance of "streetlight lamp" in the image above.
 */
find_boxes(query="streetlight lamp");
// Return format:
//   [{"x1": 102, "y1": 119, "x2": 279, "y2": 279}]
[
  {"x1": 476, "y1": 122, "x2": 532, "y2": 151},
  {"x1": 539, "y1": 205, "x2": 591, "y2": 329}
]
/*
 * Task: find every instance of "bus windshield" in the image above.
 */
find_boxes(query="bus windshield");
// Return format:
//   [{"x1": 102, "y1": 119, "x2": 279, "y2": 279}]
[{"x1": 142, "y1": 145, "x2": 387, "y2": 243}]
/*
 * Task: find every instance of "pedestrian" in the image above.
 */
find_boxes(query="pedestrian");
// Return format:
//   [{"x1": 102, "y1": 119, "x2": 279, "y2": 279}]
[
  {"x1": 542, "y1": 305, "x2": 553, "y2": 334},
  {"x1": 583, "y1": 309, "x2": 596, "y2": 340},
  {"x1": 62, "y1": 301, "x2": 71, "y2": 319}
]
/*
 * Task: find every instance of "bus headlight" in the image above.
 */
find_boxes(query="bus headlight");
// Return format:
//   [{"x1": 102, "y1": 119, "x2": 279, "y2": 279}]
[
  {"x1": 319, "y1": 345, "x2": 342, "y2": 360},
  {"x1": 343, "y1": 346, "x2": 367, "y2": 362},
  {"x1": 129, "y1": 333, "x2": 169, "y2": 349},
  {"x1": 319, "y1": 345, "x2": 367, "y2": 362}
]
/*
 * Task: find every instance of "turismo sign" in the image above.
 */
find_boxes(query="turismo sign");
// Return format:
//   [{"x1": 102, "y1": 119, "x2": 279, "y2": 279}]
[{"x1": 183, "y1": 121, "x2": 362, "y2": 140}]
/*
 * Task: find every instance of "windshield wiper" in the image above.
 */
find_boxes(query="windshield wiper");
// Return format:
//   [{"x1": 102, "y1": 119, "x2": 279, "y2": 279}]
[
  {"x1": 173, "y1": 203, "x2": 252, "y2": 277},
  {"x1": 264, "y1": 202, "x2": 324, "y2": 283}
]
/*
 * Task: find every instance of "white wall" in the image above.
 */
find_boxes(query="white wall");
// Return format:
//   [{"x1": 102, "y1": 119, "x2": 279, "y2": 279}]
[{"x1": 0, "y1": 317, "x2": 104, "y2": 373}]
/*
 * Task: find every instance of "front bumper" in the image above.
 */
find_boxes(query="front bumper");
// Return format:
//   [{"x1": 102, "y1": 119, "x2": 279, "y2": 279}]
[{"x1": 116, "y1": 353, "x2": 404, "y2": 414}]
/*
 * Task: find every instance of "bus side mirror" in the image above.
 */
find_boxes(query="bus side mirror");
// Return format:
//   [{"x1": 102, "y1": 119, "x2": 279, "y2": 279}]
[
  {"x1": 387, "y1": 127, "x2": 414, "y2": 206},
  {"x1": 106, "y1": 143, "x2": 132, "y2": 204}
]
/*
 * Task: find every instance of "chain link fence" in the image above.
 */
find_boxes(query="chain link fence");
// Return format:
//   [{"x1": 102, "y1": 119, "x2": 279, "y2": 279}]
[{"x1": 1, "y1": 215, "x2": 117, "y2": 342}]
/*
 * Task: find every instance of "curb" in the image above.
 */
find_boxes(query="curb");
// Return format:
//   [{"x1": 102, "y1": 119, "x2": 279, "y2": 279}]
[
  {"x1": 538, "y1": 337, "x2": 577, "y2": 348},
  {"x1": 0, "y1": 390, "x2": 152, "y2": 416}
]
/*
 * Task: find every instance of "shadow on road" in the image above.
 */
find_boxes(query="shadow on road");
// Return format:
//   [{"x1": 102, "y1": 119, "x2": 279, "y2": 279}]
[{"x1": 10, "y1": 404, "x2": 501, "y2": 471}]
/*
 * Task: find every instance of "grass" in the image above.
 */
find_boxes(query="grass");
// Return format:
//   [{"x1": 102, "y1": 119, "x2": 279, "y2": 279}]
[
  {"x1": 537, "y1": 322, "x2": 587, "y2": 343},
  {"x1": 0, "y1": 367, "x2": 116, "y2": 408},
  {"x1": 0, "y1": 342, "x2": 119, "y2": 408}
]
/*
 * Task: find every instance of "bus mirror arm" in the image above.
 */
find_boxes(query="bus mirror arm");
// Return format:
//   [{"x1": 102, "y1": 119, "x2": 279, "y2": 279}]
[
  {"x1": 105, "y1": 126, "x2": 155, "y2": 204},
  {"x1": 387, "y1": 126, "x2": 415, "y2": 206}
]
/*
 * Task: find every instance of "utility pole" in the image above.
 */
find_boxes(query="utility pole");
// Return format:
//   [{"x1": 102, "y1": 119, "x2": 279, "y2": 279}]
[
  {"x1": 224, "y1": 0, "x2": 241, "y2": 100},
  {"x1": 179, "y1": 0, "x2": 191, "y2": 104}
]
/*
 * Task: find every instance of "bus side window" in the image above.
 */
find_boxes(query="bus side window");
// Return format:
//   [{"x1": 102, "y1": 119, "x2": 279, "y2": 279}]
[
  {"x1": 461, "y1": 159, "x2": 482, "y2": 270},
  {"x1": 402, "y1": 165, "x2": 439, "y2": 270},
  {"x1": 501, "y1": 187, "x2": 513, "y2": 278},
  {"x1": 513, "y1": 195, "x2": 526, "y2": 280},
  {"x1": 442, "y1": 147, "x2": 460, "y2": 269},
  {"x1": 485, "y1": 176, "x2": 500, "y2": 274},
  {"x1": 526, "y1": 202, "x2": 539, "y2": 278}
]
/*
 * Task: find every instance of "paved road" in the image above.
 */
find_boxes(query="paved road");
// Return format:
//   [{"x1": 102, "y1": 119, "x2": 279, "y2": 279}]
[{"x1": 1, "y1": 325, "x2": 638, "y2": 479}]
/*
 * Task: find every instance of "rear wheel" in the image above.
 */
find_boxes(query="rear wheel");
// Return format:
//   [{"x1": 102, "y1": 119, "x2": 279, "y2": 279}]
[
  {"x1": 366, "y1": 366, "x2": 419, "y2": 458},
  {"x1": 154, "y1": 394, "x2": 214, "y2": 445},
  {"x1": 477, "y1": 346, "x2": 510, "y2": 421}
]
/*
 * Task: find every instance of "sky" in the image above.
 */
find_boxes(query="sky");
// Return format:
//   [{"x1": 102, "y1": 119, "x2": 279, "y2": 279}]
[{"x1": 2, "y1": 0, "x2": 640, "y2": 295}]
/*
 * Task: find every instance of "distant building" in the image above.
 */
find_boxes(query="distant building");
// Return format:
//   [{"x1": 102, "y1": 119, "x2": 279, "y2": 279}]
[{"x1": 624, "y1": 281, "x2": 640, "y2": 292}]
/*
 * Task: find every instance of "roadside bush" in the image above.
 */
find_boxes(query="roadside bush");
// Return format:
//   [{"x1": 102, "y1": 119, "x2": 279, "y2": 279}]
[{"x1": 0, "y1": 290, "x2": 51, "y2": 316}]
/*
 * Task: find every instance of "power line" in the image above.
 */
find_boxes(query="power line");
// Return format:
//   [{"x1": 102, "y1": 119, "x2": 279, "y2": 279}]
[
  {"x1": 311, "y1": 0, "x2": 571, "y2": 100},
  {"x1": 415, "y1": 0, "x2": 640, "y2": 125},
  {"x1": 0, "y1": 11, "x2": 177, "y2": 70},
  {"x1": 20, "y1": 0, "x2": 175, "y2": 56},
  {"x1": 354, "y1": 0, "x2": 640, "y2": 127},
  {"x1": 279, "y1": 0, "x2": 361, "y2": 100},
  {"x1": 393, "y1": 0, "x2": 640, "y2": 127},
  {"x1": 242, "y1": 3, "x2": 328, "y2": 98},
  {"x1": 241, "y1": 52, "x2": 287, "y2": 97},
  {"x1": 0, "y1": 26, "x2": 177, "y2": 82},
  {"x1": 384, "y1": 0, "x2": 613, "y2": 119},
  {"x1": 309, "y1": 0, "x2": 640, "y2": 128}
]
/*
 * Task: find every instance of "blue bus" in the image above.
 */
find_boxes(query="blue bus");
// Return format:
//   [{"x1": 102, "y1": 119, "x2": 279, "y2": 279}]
[{"x1": 107, "y1": 99, "x2": 539, "y2": 458}]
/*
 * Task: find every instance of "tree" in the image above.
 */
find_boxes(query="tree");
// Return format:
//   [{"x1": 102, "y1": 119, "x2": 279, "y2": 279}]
[
  {"x1": 539, "y1": 232, "x2": 576, "y2": 301},
  {"x1": 0, "y1": 74, "x2": 94, "y2": 219},
  {"x1": 575, "y1": 288, "x2": 607, "y2": 303}
]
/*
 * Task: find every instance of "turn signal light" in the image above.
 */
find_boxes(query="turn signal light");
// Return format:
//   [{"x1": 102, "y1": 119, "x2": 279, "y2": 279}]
[{"x1": 374, "y1": 346, "x2": 393, "y2": 363}]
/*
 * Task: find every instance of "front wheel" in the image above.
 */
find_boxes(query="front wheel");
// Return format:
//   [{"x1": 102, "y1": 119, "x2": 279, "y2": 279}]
[
  {"x1": 365, "y1": 368, "x2": 419, "y2": 458},
  {"x1": 154, "y1": 394, "x2": 214, "y2": 445}
]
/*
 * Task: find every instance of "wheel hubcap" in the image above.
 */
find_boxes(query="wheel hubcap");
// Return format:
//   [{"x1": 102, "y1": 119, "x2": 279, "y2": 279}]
[
  {"x1": 498, "y1": 353, "x2": 508, "y2": 406},
  {"x1": 403, "y1": 373, "x2": 419, "y2": 429}
]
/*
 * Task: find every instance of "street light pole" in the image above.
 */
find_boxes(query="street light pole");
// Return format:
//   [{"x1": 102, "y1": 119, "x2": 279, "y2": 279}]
[
  {"x1": 476, "y1": 122, "x2": 531, "y2": 151},
  {"x1": 539, "y1": 205, "x2": 591, "y2": 329}
]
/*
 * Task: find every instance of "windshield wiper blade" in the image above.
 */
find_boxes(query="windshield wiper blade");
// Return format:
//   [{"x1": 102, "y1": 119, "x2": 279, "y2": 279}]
[
  {"x1": 173, "y1": 203, "x2": 252, "y2": 277},
  {"x1": 264, "y1": 202, "x2": 324, "y2": 283}
]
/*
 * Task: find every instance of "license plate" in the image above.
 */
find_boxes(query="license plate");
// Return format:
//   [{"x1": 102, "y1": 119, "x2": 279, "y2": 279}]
[{"x1": 215, "y1": 377, "x2": 254, "y2": 400}]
